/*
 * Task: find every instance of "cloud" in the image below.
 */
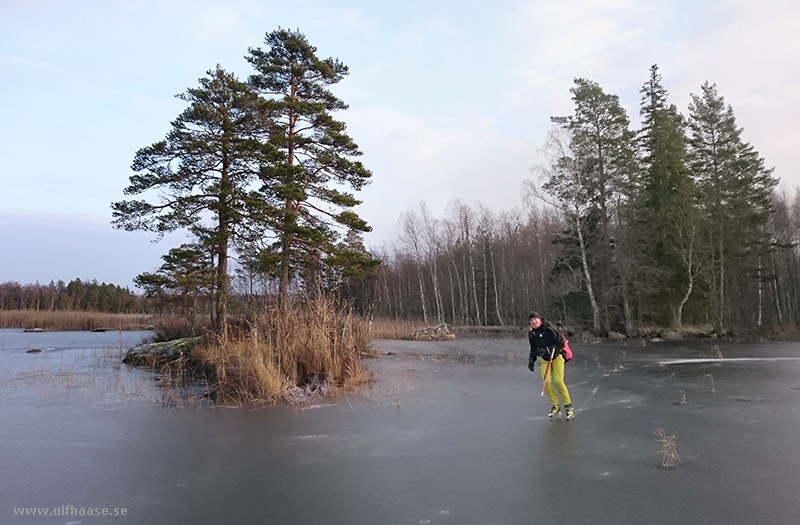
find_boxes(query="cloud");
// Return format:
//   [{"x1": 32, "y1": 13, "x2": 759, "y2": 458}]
[
  {"x1": 349, "y1": 103, "x2": 538, "y2": 247},
  {"x1": 496, "y1": 0, "x2": 667, "y2": 129},
  {"x1": 2, "y1": 0, "x2": 798, "y2": 285},
  {"x1": 340, "y1": 8, "x2": 371, "y2": 32},
  {"x1": 663, "y1": 0, "x2": 800, "y2": 188},
  {"x1": 498, "y1": 0, "x2": 800, "y2": 189}
]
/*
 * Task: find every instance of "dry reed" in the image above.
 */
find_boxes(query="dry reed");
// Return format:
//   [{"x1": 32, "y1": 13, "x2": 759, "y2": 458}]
[
  {"x1": 0, "y1": 310, "x2": 154, "y2": 331},
  {"x1": 654, "y1": 428, "x2": 681, "y2": 467},
  {"x1": 191, "y1": 294, "x2": 374, "y2": 405},
  {"x1": 367, "y1": 317, "x2": 424, "y2": 339}
]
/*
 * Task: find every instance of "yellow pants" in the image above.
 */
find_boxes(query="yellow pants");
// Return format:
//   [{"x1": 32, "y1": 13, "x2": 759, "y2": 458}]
[{"x1": 539, "y1": 354, "x2": 571, "y2": 407}]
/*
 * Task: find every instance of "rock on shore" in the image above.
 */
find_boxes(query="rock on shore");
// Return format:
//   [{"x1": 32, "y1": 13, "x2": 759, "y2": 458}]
[{"x1": 122, "y1": 337, "x2": 203, "y2": 367}]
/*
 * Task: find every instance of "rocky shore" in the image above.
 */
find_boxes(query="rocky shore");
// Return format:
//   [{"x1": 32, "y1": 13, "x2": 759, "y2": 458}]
[{"x1": 122, "y1": 337, "x2": 203, "y2": 367}]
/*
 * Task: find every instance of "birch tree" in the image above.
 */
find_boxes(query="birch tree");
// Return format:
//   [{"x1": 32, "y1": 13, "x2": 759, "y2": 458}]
[
  {"x1": 528, "y1": 128, "x2": 601, "y2": 332},
  {"x1": 400, "y1": 209, "x2": 429, "y2": 323},
  {"x1": 534, "y1": 78, "x2": 638, "y2": 332}
]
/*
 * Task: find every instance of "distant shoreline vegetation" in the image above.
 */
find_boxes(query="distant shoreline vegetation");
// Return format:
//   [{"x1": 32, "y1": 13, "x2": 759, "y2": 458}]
[
  {"x1": 0, "y1": 279, "x2": 154, "y2": 332},
  {"x1": 0, "y1": 310, "x2": 154, "y2": 332},
  {"x1": 0, "y1": 279, "x2": 144, "y2": 314},
  {"x1": 2, "y1": 307, "x2": 796, "y2": 342}
]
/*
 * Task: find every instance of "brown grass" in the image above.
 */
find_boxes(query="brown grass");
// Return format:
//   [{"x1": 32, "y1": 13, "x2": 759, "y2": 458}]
[
  {"x1": 367, "y1": 317, "x2": 425, "y2": 339},
  {"x1": 0, "y1": 310, "x2": 155, "y2": 331},
  {"x1": 367, "y1": 319, "x2": 531, "y2": 340},
  {"x1": 191, "y1": 294, "x2": 374, "y2": 405},
  {"x1": 655, "y1": 428, "x2": 681, "y2": 467}
]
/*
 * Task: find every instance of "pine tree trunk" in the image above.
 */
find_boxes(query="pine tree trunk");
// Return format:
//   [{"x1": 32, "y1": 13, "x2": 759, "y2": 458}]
[
  {"x1": 216, "y1": 243, "x2": 229, "y2": 341},
  {"x1": 770, "y1": 250, "x2": 783, "y2": 324}
]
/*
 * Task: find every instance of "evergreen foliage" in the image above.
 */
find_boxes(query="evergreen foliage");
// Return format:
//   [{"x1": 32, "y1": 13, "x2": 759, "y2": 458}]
[
  {"x1": 369, "y1": 66, "x2": 798, "y2": 335},
  {"x1": 93, "y1": 40, "x2": 795, "y2": 336},
  {"x1": 687, "y1": 81, "x2": 778, "y2": 330},
  {"x1": 545, "y1": 78, "x2": 639, "y2": 332},
  {"x1": 0, "y1": 279, "x2": 141, "y2": 312},
  {"x1": 246, "y1": 29, "x2": 377, "y2": 300},
  {"x1": 636, "y1": 65, "x2": 701, "y2": 328},
  {"x1": 112, "y1": 66, "x2": 275, "y2": 337},
  {"x1": 112, "y1": 30, "x2": 377, "y2": 336}
]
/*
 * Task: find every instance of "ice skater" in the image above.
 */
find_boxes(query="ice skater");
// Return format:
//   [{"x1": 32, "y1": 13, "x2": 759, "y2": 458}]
[{"x1": 527, "y1": 311, "x2": 574, "y2": 420}]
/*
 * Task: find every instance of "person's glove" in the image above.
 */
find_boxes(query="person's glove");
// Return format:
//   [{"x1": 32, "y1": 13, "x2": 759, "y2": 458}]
[{"x1": 528, "y1": 359, "x2": 536, "y2": 372}]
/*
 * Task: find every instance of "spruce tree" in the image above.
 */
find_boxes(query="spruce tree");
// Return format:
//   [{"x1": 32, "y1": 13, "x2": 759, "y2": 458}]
[
  {"x1": 687, "y1": 81, "x2": 777, "y2": 330},
  {"x1": 637, "y1": 65, "x2": 700, "y2": 328}
]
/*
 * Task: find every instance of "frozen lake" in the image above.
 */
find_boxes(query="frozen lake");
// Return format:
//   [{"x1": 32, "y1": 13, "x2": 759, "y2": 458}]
[{"x1": 2, "y1": 329, "x2": 799, "y2": 524}]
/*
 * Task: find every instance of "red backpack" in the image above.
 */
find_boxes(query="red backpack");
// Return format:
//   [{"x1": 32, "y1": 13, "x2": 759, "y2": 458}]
[{"x1": 559, "y1": 333, "x2": 574, "y2": 362}]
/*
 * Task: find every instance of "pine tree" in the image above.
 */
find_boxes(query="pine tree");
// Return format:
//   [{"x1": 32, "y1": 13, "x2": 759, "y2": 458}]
[
  {"x1": 546, "y1": 78, "x2": 638, "y2": 333},
  {"x1": 687, "y1": 81, "x2": 777, "y2": 330},
  {"x1": 134, "y1": 244, "x2": 215, "y2": 334},
  {"x1": 246, "y1": 29, "x2": 375, "y2": 300},
  {"x1": 112, "y1": 66, "x2": 275, "y2": 338}
]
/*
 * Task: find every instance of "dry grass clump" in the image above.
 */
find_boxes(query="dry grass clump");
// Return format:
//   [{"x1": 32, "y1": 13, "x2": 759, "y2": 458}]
[
  {"x1": 193, "y1": 339, "x2": 286, "y2": 403},
  {"x1": 192, "y1": 294, "x2": 374, "y2": 405},
  {"x1": 0, "y1": 310, "x2": 154, "y2": 331},
  {"x1": 704, "y1": 373, "x2": 716, "y2": 394},
  {"x1": 654, "y1": 428, "x2": 681, "y2": 467}
]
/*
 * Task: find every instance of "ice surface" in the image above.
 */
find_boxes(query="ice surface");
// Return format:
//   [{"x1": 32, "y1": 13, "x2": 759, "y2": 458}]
[{"x1": 2, "y1": 331, "x2": 799, "y2": 524}]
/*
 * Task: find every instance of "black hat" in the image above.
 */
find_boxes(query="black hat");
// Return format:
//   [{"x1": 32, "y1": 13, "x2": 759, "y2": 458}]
[{"x1": 528, "y1": 311, "x2": 540, "y2": 320}]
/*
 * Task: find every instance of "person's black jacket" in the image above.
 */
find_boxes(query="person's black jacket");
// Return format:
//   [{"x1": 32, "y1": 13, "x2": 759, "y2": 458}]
[{"x1": 528, "y1": 321, "x2": 564, "y2": 369}]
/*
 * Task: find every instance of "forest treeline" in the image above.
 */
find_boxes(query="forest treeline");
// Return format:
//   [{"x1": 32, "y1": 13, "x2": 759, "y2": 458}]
[
  {"x1": 0, "y1": 279, "x2": 141, "y2": 313},
  {"x1": 363, "y1": 66, "x2": 800, "y2": 336},
  {"x1": 3, "y1": 62, "x2": 798, "y2": 341},
  {"x1": 367, "y1": 189, "x2": 799, "y2": 335}
]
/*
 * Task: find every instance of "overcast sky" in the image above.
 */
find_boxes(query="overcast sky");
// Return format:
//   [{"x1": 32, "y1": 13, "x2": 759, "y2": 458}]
[{"x1": 2, "y1": 0, "x2": 798, "y2": 290}]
